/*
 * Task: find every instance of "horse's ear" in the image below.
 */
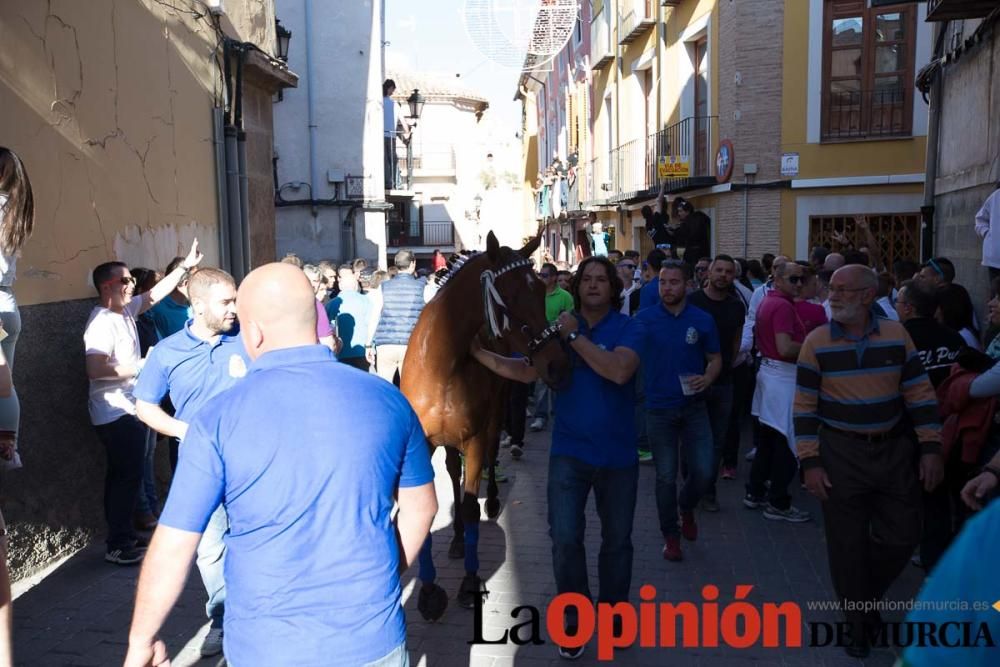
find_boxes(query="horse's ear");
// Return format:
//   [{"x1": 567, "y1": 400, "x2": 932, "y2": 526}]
[
  {"x1": 486, "y1": 230, "x2": 501, "y2": 262},
  {"x1": 519, "y1": 223, "x2": 544, "y2": 257}
]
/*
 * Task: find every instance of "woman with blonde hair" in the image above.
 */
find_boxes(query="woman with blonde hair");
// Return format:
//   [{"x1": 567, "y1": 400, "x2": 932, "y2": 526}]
[
  {"x1": 0, "y1": 146, "x2": 34, "y2": 665},
  {"x1": 0, "y1": 148, "x2": 33, "y2": 446}
]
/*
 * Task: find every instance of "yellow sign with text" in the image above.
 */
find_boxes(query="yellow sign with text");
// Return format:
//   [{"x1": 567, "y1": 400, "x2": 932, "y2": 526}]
[{"x1": 658, "y1": 155, "x2": 690, "y2": 179}]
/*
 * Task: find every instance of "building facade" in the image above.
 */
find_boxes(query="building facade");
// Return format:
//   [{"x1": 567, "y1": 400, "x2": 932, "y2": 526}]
[
  {"x1": 519, "y1": 0, "x2": 932, "y2": 268},
  {"x1": 386, "y1": 73, "x2": 489, "y2": 265},
  {"x1": 921, "y1": 2, "x2": 999, "y2": 314},
  {"x1": 0, "y1": 0, "x2": 294, "y2": 580},
  {"x1": 272, "y1": 0, "x2": 389, "y2": 268}
]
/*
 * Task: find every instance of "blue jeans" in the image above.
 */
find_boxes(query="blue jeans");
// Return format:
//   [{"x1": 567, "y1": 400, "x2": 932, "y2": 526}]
[
  {"x1": 647, "y1": 401, "x2": 714, "y2": 538},
  {"x1": 93, "y1": 415, "x2": 146, "y2": 550},
  {"x1": 532, "y1": 382, "x2": 552, "y2": 422},
  {"x1": 363, "y1": 642, "x2": 409, "y2": 667},
  {"x1": 548, "y1": 456, "x2": 638, "y2": 623},
  {"x1": 196, "y1": 505, "x2": 228, "y2": 626},
  {"x1": 704, "y1": 383, "x2": 734, "y2": 501}
]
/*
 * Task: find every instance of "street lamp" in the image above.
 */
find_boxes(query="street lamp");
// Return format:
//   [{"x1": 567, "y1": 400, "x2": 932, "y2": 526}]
[
  {"x1": 407, "y1": 89, "x2": 425, "y2": 125},
  {"x1": 404, "y1": 89, "x2": 425, "y2": 189},
  {"x1": 275, "y1": 19, "x2": 291, "y2": 62}
]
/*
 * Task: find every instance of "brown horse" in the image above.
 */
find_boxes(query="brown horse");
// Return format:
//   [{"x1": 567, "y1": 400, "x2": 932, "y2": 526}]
[{"x1": 401, "y1": 230, "x2": 572, "y2": 619}]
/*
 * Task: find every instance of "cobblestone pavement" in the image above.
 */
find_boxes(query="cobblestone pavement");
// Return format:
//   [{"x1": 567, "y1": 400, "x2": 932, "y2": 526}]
[{"x1": 13, "y1": 423, "x2": 925, "y2": 666}]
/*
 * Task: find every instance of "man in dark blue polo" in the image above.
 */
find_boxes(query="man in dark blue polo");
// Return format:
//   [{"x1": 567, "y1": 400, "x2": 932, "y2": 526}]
[
  {"x1": 125, "y1": 263, "x2": 437, "y2": 667},
  {"x1": 133, "y1": 267, "x2": 249, "y2": 659},
  {"x1": 635, "y1": 259, "x2": 722, "y2": 562},
  {"x1": 472, "y1": 256, "x2": 641, "y2": 660}
]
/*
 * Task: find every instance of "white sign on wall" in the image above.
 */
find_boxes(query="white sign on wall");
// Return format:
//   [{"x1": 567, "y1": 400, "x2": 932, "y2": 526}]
[{"x1": 781, "y1": 153, "x2": 800, "y2": 177}]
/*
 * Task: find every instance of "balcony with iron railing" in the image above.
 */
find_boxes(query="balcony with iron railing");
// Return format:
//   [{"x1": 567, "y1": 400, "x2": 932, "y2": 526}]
[
  {"x1": 387, "y1": 219, "x2": 454, "y2": 248},
  {"x1": 583, "y1": 116, "x2": 718, "y2": 206},
  {"x1": 590, "y1": 6, "x2": 614, "y2": 70},
  {"x1": 822, "y1": 87, "x2": 911, "y2": 141},
  {"x1": 588, "y1": 116, "x2": 719, "y2": 204},
  {"x1": 619, "y1": 0, "x2": 656, "y2": 44},
  {"x1": 397, "y1": 143, "x2": 457, "y2": 180}
]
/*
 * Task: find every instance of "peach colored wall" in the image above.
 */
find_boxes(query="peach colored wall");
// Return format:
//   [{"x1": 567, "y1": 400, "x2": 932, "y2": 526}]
[{"x1": 1, "y1": 0, "x2": 279, "y2": 306}]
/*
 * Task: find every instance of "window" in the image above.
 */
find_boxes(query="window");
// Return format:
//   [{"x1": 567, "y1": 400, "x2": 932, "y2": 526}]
[
  {"x1": 821, "y1": 1, "x2": 916, "y2": 141},
  {"x1": 809, "y1": 213, "x2": 921, "y2": 268}
]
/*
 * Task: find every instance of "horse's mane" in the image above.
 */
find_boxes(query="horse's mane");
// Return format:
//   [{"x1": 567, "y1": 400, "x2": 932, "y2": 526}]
[{"x1": 436, "y1": 250, "x2": 482, "y2": 290}]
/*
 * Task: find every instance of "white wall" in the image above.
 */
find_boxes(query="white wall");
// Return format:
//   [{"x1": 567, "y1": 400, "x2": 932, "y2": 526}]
[{"x1": 273, "y1": 0, "x2": 386, "y2": 264}]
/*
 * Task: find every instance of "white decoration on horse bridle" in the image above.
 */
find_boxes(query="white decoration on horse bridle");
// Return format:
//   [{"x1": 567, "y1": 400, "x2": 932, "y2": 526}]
[{"x1": 480, "y1": 256, "x2": 534, "y2": 339}]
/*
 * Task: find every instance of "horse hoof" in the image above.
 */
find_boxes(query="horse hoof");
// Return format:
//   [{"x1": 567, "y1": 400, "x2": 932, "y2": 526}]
[
  {"x1": 457, "y1": 574, "x2": 486, "y2": 610},
  {"x1": 448, "y1": 537, "x2": 465, "y2": 560},
  {"x1": 485, "y1": 497, "x2": 500, "y2": 519},
  {"x1": 417, "y1": 583, "x2": 448, "y2": 621}
]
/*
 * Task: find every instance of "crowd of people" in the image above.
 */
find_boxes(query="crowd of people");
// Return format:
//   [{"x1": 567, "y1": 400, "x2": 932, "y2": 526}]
[{"x1": 2, "y1": 137, "x2": 1000, "y2": 665}]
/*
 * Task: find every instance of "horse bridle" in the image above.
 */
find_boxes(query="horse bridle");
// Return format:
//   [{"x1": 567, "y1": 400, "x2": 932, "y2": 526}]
[{"x1": 480, "y1": 255, "x2": 563, "y2": 361}]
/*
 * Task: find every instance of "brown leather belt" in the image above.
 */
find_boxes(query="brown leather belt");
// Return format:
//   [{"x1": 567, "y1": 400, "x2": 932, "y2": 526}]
[{"x1": 821, "y1": 423, "x2": 906, "y2": 443}]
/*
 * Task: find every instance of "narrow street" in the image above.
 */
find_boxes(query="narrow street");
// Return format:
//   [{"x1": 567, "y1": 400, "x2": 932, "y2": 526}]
[{"x1": 13, "y1": 424, "x2": 923, "y2": 666}]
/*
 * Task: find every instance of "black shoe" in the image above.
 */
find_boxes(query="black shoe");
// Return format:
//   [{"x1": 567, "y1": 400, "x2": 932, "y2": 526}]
[
  {"x1": 133, "y1": 535, "x2": 151, "y2": 550},
  {"x1": 844, "y1": 642, "x2": 870, "y2": 659},
  {"x1": 105, "y1": 547, "x2": 145, "y2": 565},
  {"x1": 558, "y1": 644, "x2": 585, "y2": 660}
]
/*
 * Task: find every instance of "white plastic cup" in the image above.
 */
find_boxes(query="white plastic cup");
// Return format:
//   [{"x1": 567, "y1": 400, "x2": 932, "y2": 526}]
[{"x1": 679, "y1": 374, "x2": 699, "y2": 396}]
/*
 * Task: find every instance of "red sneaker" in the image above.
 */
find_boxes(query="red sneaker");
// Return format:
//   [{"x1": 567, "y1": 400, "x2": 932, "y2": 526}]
[
  {"x1": 681, "y1": 511, "x2": 698, "y2": 541},
  {"x1": 662, "y1": 535, "x2": 683, "y2": 562}
]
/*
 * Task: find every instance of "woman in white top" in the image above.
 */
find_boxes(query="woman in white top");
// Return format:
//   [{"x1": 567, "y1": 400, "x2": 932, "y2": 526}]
[
  {"x1": 0, "y1": 146, "x2": 33, "y2": 667},
  {"x1": 0, "y1": 148, "x2": 34, "y2": 450}
]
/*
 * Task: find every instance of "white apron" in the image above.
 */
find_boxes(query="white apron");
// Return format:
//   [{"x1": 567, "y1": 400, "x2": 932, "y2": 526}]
[{"x1": 751, "y1": 357, "x2": 797, "y2": 452}]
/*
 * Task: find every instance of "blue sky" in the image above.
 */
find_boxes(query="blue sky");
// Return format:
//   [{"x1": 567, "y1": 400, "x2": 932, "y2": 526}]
[{"x1": 384, "y1": 0, "x2": 531, "y2": 136}]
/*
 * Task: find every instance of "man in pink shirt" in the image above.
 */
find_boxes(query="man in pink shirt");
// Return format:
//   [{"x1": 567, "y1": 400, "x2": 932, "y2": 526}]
[{"x1": 747, "y1": 260, "x2": 811, "y2": 523}]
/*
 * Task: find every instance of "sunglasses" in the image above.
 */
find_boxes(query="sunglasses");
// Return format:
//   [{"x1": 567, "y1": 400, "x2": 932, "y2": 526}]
[
  {"x1": 618, "y1": 263, "x2": 635, "y2": 270},
  {"x1": 538, "y1": 272, "x2": 553, "y2": 278},
  {"x1": 104, "y1": 276, "x2": 137, "y2": 287},
  {"x1": 787, "y1": 275, "x2": 806, "y2": 285}
]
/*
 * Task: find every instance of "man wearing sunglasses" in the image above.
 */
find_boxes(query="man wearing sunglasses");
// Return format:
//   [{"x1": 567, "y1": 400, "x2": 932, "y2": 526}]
[
  {"x1": 746, "y1": 260, "x2": 811, "y2": 523},
  {"x1": 84, "y1": 240, "x2": 203, "y2": 566}
]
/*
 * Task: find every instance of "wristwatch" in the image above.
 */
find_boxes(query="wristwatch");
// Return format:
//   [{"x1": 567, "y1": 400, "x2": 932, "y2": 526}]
[{"x1": 566, "y1": 331, "x2": 581, "y2": 344}]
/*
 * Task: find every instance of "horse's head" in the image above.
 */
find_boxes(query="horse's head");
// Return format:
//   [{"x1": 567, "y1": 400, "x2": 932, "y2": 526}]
[{"x1": 481, "y1": 229, "x2": 572, "y2": 390}]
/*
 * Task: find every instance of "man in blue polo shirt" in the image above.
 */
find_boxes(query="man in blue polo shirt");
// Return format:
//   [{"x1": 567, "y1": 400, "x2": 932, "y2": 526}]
[
  {"x1": 635, "y1": 259, "x2": 721, "y2": 562},
  {"x1": 133, "y1": 267, "x2": 249, "y2": 659},
  {"x1": 125, "y1": 263, "x2": 437, "y2": 667},
  {"x1": 472, "y1": 256, "x2": 641, "y2": 660}
]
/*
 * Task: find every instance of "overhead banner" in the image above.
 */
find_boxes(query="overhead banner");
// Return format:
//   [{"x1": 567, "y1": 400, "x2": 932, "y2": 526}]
[{"x1": 658, "y1": 155, "x2": 690, "y2": 179}]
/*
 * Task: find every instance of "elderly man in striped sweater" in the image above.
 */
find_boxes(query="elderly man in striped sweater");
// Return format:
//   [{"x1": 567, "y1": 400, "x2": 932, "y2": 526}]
[{"x1": 793, "y1": 264, "x2": 944, "y2": 660}]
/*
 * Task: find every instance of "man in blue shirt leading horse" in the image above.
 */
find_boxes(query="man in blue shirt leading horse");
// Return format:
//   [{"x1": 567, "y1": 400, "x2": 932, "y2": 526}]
[{"x1": 472, "y1": 255, "x2": 642, "y2": 660}]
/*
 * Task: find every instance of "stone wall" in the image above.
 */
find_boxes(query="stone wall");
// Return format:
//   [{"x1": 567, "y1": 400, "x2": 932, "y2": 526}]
[{"x1": 932, "y1": 19, "x2": 1000, "y2": 317}]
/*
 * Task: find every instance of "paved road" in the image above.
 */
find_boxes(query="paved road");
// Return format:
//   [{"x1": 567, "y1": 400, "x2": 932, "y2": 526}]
[{"x1": 13, "y1": 424, "x2": 925, "y2": 666}]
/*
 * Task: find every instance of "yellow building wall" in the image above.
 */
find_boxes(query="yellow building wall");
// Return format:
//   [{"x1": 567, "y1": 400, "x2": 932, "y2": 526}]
[
  {"x1": 658, "y1": 0, "x2": 718, "y2": 127},
  {"x1": 780, "y1": 0, "x2": 927, "y2": 179},
  {"x1": 1, "y1": 0, "x2": 279, "y2": 306}
]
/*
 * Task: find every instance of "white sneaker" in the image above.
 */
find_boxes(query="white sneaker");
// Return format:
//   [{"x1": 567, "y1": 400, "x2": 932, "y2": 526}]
[
  {"x1": 529, "y1": 418, "x2": 545, "y2": 431},
  {"x1": 200, "y1": 627, "x2": 224, "y2": 657},
  {"x1": 500, "y1": 433, "x2": 512, "y2": 447}
]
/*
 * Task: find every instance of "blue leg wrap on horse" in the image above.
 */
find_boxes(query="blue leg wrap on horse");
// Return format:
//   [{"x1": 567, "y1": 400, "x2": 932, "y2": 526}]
[
  {"x1": 418, "y1": 535, "x2": 436, "y2": 584},
  {"x1": 464, "y1": 522, "x2": 480, "y2": 573}
]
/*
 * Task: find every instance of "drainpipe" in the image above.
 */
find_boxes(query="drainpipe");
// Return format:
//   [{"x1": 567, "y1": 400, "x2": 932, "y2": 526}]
[
  {"x1": 213, "y1": 108, "x2": 231, "y2": 272},
  {"x1": 225, "y1": 125, "x2": 244, "y2": 279},
  {"x1": 921, "y1": 21, "x2": 947, "y2": 262},
  {"x1": 742, "y1": 175, "x2": 749, "y2": 257},
  {"x1": 305, "y1": 0, "x2": 320, "y2": 218}
]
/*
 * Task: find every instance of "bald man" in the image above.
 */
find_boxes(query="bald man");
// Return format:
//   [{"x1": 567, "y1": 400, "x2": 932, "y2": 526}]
[
  {"x1": 794, "y1": 264, "x2": 943, "y2": 659},
  {"x1": 125, "y1": 263, "x2": 438, "y2": 667}
]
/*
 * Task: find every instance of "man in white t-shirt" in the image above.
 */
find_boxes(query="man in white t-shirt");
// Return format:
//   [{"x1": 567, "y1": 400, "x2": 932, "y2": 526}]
[{"x1": 84, "y1": 239, "x2": 203, "y2": 565}]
